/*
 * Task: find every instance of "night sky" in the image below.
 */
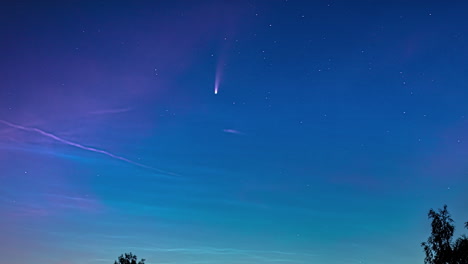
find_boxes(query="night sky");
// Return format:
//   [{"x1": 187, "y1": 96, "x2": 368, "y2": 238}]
[{"x1": 1, "y1": 1, "x2": 467, "y2": 264}]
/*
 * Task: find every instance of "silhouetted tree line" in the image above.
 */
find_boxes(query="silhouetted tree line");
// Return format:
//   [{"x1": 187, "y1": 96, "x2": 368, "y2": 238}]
[
  {"x1": 114, "y1": 205, "x2": 467, "y2": 264},
  {"x1": 114, "y1": 252, "x2": 145, "y2": 264},
  {"x1": 422, "y1": 205, "x2": 468, "y2": 264}
]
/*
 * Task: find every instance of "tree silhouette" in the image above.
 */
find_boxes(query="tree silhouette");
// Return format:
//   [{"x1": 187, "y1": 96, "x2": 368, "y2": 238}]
[
  {"x1": 114, "y1": 252, "x2": 145, "y2": 264},
  {"x1": 421, "y1": 205, "x2": 468, "y2": 264}
]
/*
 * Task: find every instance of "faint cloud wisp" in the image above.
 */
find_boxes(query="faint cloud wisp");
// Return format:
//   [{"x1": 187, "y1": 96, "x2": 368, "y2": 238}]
[{"x1": 0, "y1": 119, "x2": 178, "y2": 177}]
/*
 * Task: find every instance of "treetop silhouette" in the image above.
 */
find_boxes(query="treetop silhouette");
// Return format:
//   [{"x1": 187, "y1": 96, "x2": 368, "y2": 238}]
[
  {"x1": 114, "y1": 252, "x2": 145, "y2": 264},
  {"x1": 422, "y1": 205, "x2": 468, "y2": 264}
]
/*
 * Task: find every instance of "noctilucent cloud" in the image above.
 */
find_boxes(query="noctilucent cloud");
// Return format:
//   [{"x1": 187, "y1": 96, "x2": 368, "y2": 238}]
[{"x1": 1, "y1": 1, "x2": 467, "y2": 264}]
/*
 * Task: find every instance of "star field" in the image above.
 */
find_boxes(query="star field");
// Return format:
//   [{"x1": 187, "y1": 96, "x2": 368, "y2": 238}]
[{"x1": 0, "y1": 1, "x2": 467, "y2": 264}]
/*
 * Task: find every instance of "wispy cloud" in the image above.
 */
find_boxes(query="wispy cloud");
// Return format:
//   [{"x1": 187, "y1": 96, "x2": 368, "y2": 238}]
[
  {"x1": 0, "y1": 120, "x2": 178, "y2": 177},
  {"x1": 223, "y1": 129, "x2": 245, "y2": 135},
  {"x1": 118, "y1": 246, "x2": 318, "y2": 263},
  {"x1": 88, "y1": 107, "x2": 132, "y2": 115},
  {"x1": 133, "y1": 246, "x2": 317, "y2": 257}
]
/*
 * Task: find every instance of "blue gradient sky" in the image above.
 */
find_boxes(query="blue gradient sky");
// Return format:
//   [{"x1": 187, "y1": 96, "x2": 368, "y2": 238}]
[{"x1": 1, "y1": 1, "x2": 467, "y2": 264}]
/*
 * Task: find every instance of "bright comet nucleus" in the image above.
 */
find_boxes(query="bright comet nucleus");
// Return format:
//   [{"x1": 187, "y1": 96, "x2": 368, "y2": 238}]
[
  {"x1": 214, "y1": 59, "x2": 222, "y2": 94},
  {"x1": 214, "y1": 73, "x2": 220, "y2": 94}
]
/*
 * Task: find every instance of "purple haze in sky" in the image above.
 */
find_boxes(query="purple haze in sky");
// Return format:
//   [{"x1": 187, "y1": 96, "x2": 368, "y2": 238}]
[{"x1": 1, "y1": 1, "x2": 468, "y2": 264}]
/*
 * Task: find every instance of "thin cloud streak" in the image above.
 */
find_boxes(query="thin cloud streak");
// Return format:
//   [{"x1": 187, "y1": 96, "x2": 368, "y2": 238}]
[
  {"x1": 88, "y1": 107, "x2": 132, "y2": 115},
  {"x1": 0, "y1": 120, "x2": 178, "y2": 177},
  {"x1": 124, "y1": 246, "x2": 319, "y2": 257},
  {"x1": 223, "y1": 129, "x2": 244, "y2": 135}
]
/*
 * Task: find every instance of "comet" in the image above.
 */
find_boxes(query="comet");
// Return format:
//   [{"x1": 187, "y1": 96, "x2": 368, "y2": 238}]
[
  {"x1": 214, "y1": 56, "x2": 223, "y2": 95},
  {"x1": 214, "y1": 66, "x2": 221, "y2": 94}
]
